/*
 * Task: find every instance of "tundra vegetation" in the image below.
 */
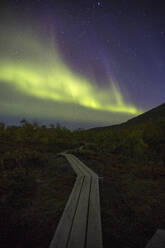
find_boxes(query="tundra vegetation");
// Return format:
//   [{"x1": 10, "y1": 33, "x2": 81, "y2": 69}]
[{"x1": 0, "y1": 108, "x2": 165, "y2": 248}]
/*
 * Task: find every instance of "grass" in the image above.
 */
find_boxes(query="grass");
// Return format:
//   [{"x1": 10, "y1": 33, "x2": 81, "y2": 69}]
[
  {"x1": 73, "y1": 150, "x2": 165, "y2": 248},
  {"x1": 0, "y1": 154, "x2": 75, "y2": 248}
]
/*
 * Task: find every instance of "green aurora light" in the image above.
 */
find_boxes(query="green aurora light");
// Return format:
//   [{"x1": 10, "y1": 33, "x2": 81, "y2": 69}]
[{"x1": 0, "y1": 26, "x2": 143, "y2": 123}]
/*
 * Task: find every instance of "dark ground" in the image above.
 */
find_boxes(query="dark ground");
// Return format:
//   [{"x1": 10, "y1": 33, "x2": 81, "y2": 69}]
[
  {"x1": 0, "y1": 154, "x2": 75, "y2": 248},
  {"x1": 73, "y1": 151, "x2": 165, "y2": 248}
]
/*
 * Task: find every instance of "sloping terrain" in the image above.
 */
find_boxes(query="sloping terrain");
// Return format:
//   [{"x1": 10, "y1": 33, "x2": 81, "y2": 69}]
[
  {"x1": 126, "y1": 103, "x2": 165, "y2": 125},
  {"x1": 72, "y1": 102, "x2": 165, "y2": 248},
  {"x1": 89, "y1": 102, "x2": 165, "y2": 132}
]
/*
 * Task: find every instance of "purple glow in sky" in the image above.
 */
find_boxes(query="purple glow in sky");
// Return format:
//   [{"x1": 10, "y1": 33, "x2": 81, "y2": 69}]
[{"x1": 0, "y1": 0, "x2": 164, "y2": 128}]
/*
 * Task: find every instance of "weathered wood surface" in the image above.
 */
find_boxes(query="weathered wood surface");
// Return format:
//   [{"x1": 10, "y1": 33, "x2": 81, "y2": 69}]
[
  {"x1": 145, "y1": 229, "x2": 165, "y2": 248},
  {"x1": 72, "y1": 155, "x2": 98, "y2": 177},
  {"x1": 49, "y1": 153, "x2": 103, "y2": 248},
  {"x1": 87, "y1": 177, "x2": 102, "y2": 248},
  {"x1": 67, "y1": 176, "x2": 91, "y2": 248},
  {"x1": 49, "y1": 176, "x2": 84, "y2": 248}
]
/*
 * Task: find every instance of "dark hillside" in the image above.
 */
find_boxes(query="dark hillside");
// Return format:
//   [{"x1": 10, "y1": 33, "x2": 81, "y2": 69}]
[
  {"x1": 126, "y1": 102, "x2": 165, "y2": 125},
  {"x1": 72, "y1": 102, "x2": 165, "y2": 248},
  {"x1": 89, "y1": 102, "x2": 165, "y2": 132}
]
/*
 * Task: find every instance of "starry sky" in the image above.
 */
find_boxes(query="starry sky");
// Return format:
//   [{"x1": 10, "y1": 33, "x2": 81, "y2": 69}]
[{"x1": 0, "y1": 0, "x2": 165, "y2": 129}]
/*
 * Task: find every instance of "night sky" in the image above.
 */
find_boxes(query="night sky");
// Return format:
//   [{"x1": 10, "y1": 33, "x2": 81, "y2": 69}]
[{"x1": 0, "y1": 0, "x2": 165, "y2": 129}]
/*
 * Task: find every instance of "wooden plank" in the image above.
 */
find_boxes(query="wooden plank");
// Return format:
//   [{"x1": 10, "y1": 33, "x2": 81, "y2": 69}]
[
  {"x1": 65, "y1": 154, "x2": 83, "y2": 176},
  {"x1": 86, "y1": 177, "x2": 103, "y2": 248},
  {"x1": 69, "y1": 155, "x2": 90, "y2": 177},
  {"x1": 64, "y1": 154, "x2": 84, "y2": 176},
  {"x1": 50, "y1": 153, "x2": 103, "y2": 248},
  {"x1": 49, "y1": 176, "x2": 84, "y2": 248},
  {"x1": 145, "y1": 229, "x2": 165, "y2": 248},
  {"x1": 67, "y1": 154, "x2": 86, "y2": 176},
  {"x1": 71, "y1": 154, "x2": 98, "y2": 178},
  {"x1": 67, "y1": 176, "x2": 91, "y2": 248}
]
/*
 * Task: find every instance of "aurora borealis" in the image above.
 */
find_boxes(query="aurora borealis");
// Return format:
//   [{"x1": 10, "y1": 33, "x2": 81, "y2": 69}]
[
  {"x1": 0, "y1": 0, "x2": 165, "y2": 128},
  {"x1": 0, "y1": 27, "x2": 141, "y2": 115}
]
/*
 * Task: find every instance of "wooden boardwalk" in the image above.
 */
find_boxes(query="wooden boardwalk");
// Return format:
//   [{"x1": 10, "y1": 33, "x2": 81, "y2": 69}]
[
  {"x1": 49, "y1": 153, "x2": 103, "y2": 248},
  {"x1": 145, "y1": 229, "x2": 165, "y2": 248}
]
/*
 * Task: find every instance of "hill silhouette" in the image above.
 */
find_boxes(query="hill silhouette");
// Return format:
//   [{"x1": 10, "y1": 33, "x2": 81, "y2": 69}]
[
  {"x1": 89, "y1": 102, "x2": 165, "y2": 131},
  {"x1": 126, "y1": 102, "x2": 165, "y2": 124}
]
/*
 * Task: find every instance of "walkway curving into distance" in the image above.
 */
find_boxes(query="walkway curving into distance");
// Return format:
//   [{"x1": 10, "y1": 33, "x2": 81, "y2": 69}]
[{"x1": 49, "y1": 153, "x2": 103, "y2": 248}]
